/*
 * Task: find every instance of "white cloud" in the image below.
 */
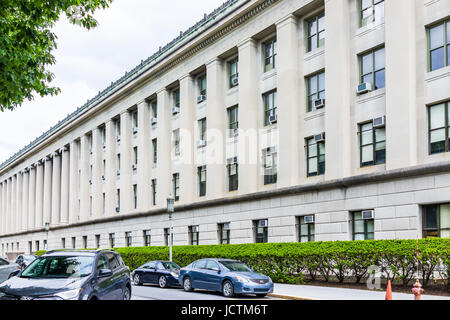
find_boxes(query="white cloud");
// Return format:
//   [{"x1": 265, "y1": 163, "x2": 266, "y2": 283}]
[{"x1": 0, "y1": 0, "x2": 225, "y2": 163}]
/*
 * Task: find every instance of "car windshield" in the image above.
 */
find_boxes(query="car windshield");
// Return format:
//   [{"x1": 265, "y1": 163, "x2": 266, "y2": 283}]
[
  {"x1": 219, "y1": 261, "x2": 253, "y2": 272},
  {"x1": 21, "y1": 256, "x2": 94, "y2": 279},
  {"x1": 161, "y1": 262, "x2": 180, "y2": 270}
]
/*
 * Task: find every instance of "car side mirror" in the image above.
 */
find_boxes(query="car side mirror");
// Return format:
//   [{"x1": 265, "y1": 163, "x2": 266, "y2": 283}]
[{"x1": 98, "y1": 268, "x2": 113, "y2": 278}]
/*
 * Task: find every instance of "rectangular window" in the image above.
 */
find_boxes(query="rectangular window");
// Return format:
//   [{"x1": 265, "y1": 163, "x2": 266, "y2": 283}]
[
  {"x1": 428, "y1": 20, "x2": 450, "y2": 72},
  {"x1": 151, "y1": 179, "x2": 157, "y2": 206},
  {"x1": 89, "y1": 196, "x2": 93, "y2": 216},
  {"x1": 263, "y1": 90, "x2": 277, "y2": 126},
  {"x1": 143, "y1": 230, "x2": 151, "y2": 246},
  {"x1": 133, "y1": 146, "x2": 138, "y2": 166},
  {"x1": 263, "y1": 147, "x2": 277, "y2": 185},
  {"x1": 229, "y1": 59, "x2": 239, "y2": 87},
  {"x1": 352, "y1": 211, "x2": 374, "y2": 240},
  {"x1": 306, "y1": 71, "x2": 325, "y2": 112},
  {"x1": 306, "y1": 137, "x2": 325, "y2": 177},
  {"x1": 360, "y1": 0, "x2": 385, "y2": 27},
  {"x1": 428, "y1": 102, "x2": 450, "y2": 154},
  {"x1": 101, "y1": 127, "x2": 106, "y2": 148},
  {"x1": 61, "y1": 238, "x2": 66, "y2": 249},
  {"x1": 102, "y1": 193, "x2": 105, "y2": 215},
  {"x1": 102, "y1": 159, "x2": 106, "y2": 178},
  {"x1": 109, "y1": 233, "x2": 115, "y2": 248},
  {"x1": 423, "y1": 204, "x2": 450, "y2": 238},
  {"x1": 151, "y1": 101, "x2": 158, "y2": 118},
  {"x1": 133, "y1": 184, "x2": 137, "y2": 209},
  {"x1": 359, "y1": 121, "x2": 386, "y2": 167},
  {"x1": 227, "y1": 162, "x2": 238, "y2": 192},
  {"x1": 125, "y1": 231, "x2": 132, "y2": 247},
  {"x1": 228, "y1": 106, "x2": 239, "y2": 136},
  {"x1": 173, "y1": 173, "x2": 180, "y2": 201},
  {"x1": 82, "y1": 236, "x2": 87, "y2": 249},
  {"x1": 189, "y1": 226, "x2": 199, "y2": 245},
  {"x1": 307, "y1": 13, "x2": 325, "y2": 52},
  {"x1": 152, "y1": 139, "x2": 157, "y2": 164},
  {"x1": 95, "y1": 235, "x2": 100, "y2": 248},
  {"x1": 198, "y1": 166, "x2": 207, "y2": 197},
  {"x1": 263, "y1": 38, "x2": 277, "y2": 72},
  {"x1": 298, "y1": 216, "x2": 315, "y2": 243},
  {"x1": 198, "y1": 75, "x2": 207, "y2": 96},
  {"x1": 198, "y1": 118, "x2": 207, "y2": 142},
  {"x1": 116, "y1": 154, "x2": 121, "y2": 173},
  {"x1": 173, "y1": 89, "x2": 180, "y2": 108},
  {"x1": 115, "y1": 119, "x2": 121, "y2": 138},
  {"x1": 71, "y1": 237, "x2": 76, "y2": 249},
  {"x1": 360, "y1": 47, "x2": 385, "y2": 90},
  {"x1": 254, "y1": 219, "x2": 268, "y2": 243},
  {"x1": 116, "y1": 189, "x2": 120, "y2": 212},
  {"x1": 173, "y1": 129, "x2": 180, "y2": 156},
  {"x1": 219, "y1": 223, "x2": 231, "y2": 244},
  {"x1": 132, "y1": 110, "x2": 138, "y2": 129}
]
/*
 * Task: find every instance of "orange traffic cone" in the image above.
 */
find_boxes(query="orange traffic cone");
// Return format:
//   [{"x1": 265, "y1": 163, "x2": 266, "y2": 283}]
[{"x1": 385, "y1": 280, "x2": 392, "y2": 300}]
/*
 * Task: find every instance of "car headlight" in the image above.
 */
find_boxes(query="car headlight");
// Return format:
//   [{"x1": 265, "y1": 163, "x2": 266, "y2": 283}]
[
  {"x1": 235, "y1": 275, "x2": 250, "y2": 283},
  {"x1": 170, "y1": 272, "x2": 179, "y2": 279},
  {"x1": 268, "y1": 277, "x2": 273, "y2": 283},
  {"x1": 54, "y1": 288, "x2": 82, "y2": 300}
]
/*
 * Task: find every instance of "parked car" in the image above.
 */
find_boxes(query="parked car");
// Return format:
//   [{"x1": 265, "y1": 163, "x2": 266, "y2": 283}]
[
  {"x1": 14, "y1": 254, "x2": 37, "y2": 270},
  {"x1": 0, "y1": 258, "x2": 20, "y2": 284},
  {"x1": 179, "y1": 259, "x2": 273, "y2": 298},
  {"x1": 131, "y1": 260, "x2": 181, "y2": 288},
  {"x1": 0, "y1": 250, "x2": 132, "y2": 300}
]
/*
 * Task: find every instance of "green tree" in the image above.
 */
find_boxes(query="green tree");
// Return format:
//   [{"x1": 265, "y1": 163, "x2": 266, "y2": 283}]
[{"x1": 0, "y1": 0, "x2": 113, "y2": 111}]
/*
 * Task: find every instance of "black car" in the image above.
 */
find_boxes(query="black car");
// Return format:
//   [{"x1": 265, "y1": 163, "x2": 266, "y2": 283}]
[
  {"x1": 131, "y1": 260, "x2": 181, "y2": 288},
  {"x1": 0, "y1": 249, "x2": 132, "y2": 300}
]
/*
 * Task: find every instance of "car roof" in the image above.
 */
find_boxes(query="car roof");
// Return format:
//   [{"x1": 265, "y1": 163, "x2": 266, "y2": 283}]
[
  {"x1": 196, "y1": 258, "x2": 239, "y2": 263},
  {"x1": 42, "y1": 249, "x2": 117, "y2": 257}
]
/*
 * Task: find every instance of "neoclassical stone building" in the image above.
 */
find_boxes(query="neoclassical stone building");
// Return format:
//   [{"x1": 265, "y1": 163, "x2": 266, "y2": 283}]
[{"x1": 1, "y1": 0, "x2": 449, "y2": 255}]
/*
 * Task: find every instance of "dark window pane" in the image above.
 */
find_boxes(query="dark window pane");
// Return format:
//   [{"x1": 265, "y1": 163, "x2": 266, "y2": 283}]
[
  {"x1": 430, "y1": 141, "x2": 446, "y2": 154},
  {"x1": 375, "y1": 149, "x2": 386, "y2": 164},
  {"x1": 430, "y1": 48, "x2": 445, "y2": 71},
  {"x1": 374, "y1": 69, "x2": 385, "y2": 89},
  {"x1": 425, "y1": 206, "x2": 438, "y2": 229}
]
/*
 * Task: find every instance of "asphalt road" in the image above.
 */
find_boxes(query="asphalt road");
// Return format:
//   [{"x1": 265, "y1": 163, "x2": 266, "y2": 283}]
[{"x1": 131, "y1": 284, "x2": 284, "y2": 300}]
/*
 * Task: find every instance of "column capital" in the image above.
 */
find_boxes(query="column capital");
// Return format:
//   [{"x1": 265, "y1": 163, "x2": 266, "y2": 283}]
[
  {"x1": 206, "y1": 57, "x2": 223, "y2": 68},
  {"x1": 52, "y1": 151, "x2": 60, "y2": 158},
  {"x1": 275, "y1": 13, "x2": 298, "y2": 28},
  {"x1": 35, "y1": 160, "x2": 42, "y2": 166},
  {"x1": 237, "y1": 38, "x2": 257, "y2": 50},
  {"x1": 44, "y1": 155, "x2": 52, "y2": 162},
  {"x1": 179, "y1": 73, "x2": 194, "y2": 83},
  {"x1": 156, "y1": 87, "x2": 168, "y2": 95},
  {"x1": 59, "y1": 146, "x2": 68, "y2": 153}
]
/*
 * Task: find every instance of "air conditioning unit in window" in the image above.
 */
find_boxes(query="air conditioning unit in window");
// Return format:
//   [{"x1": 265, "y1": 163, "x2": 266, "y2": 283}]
[
  {"x1": 269, "y1": 114, "x2": 278, "y2": 124},
  {"x1": 197, "y1": 140, "x2": 207, "y2": 148},
  {"x1": 151, "y1": 117, "x2": 157, "y2": 125},
  {"x1": 102, "y1": 175, "x2": 105, "y2": 181},
  {"x1": 373, "y1": 116, "x2": 386, "y2": 128},
  {"x1": 304, "y1": 215, "x2": 315, "y2": 224},
  {"x1": 362, "y1": 210, "x2": 375, "y2": 220},
  {"x1": 259, "y1": 220, "x2": 268, "y2": 227},
  {"x1": 132, "y1": 164, "x2": 137, "y2": 171},
  {"x1": 197, "y1": 95, "x2": 206, "y2": 103},
  {"x1": 227, "y1": 157, "x2": 238, "y2": 165},
  {"x1": 231, "y1": 77, "x2": 239, "y2": 86},
  {"x1": 116, "y1": 135, "x2": 121, "y2": 142},
  {"x1": 172, "y1": 106, "x2": 180, "y2": 115},
  {"x1": 231, "y1": 128, "x2": 239, "y2": 137},
  {"x1": 89, "y1": 179, "x2": 92, "y2": 185},
  {"x1": 116, "y1": 169, "x2": 120, "y2": 176},
  {"x1": 314, "y1": 132, "x2": 326, "y2": 143},
  {"x1": 132, "y1": 127, "x2": 138, "y2": 134},
  {"x1": 314, "y1": 99, "x2": 325, "y2": 109},
  {"x1": 357, "y1": 82, "x2": 373, "y2": 95},
  {"x1": 115, "y1": 207, "x2": 120, "y2": 213}
]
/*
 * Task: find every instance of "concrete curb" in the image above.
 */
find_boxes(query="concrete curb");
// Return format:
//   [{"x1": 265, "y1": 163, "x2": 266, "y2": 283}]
[{"x1": 268, "y1": 293, "x2": 316, "y2": 301}]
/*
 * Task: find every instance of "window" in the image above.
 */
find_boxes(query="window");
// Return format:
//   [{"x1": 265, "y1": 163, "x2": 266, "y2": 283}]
[
  {"x1": 254, "y1": 219, "x2": 268, "y2": 243},
  {"x1": 28, "y1": 241, "x2": 32, "y2": 254},
  {"x1": 82, "y1": 236, "x2": 87, "y2": 249},
  {"x1": 164, "y1": 228, "x2": 172, "y2": 246},
  {"x1": 95, "y1": 235, "x2": 100, "y2": 248},
  {"x1": 151, "y1": 179, "x2": 157, "y2": 206},
  {"x1": 307, "y1": 13, "x2": 325, "y2": 52},
  {"x1": 428, "y1": 102, "x2": 450, "y2": 154},
  {"x1": 198, "y1": 75, "x2": 207, "y2": 97},
  {"x1": 89, "y1": 196, "x2": 93, "y2": 216},
  {"x1": 306, "y1": 136, "x2": 325, "y2": 177},
  {"x1": 116, "y1": 154, "x2": 121, "y2": 174},
  {"x1": 173, "y1": 89, "x2": 180, "y2": 108},
  {"x1": 71, "y1": 237, "x2": 75, "y2": 249},
  {"x1": 102, "y1": 193, "x2": 105, "y2": 215},
  {"x1": 229, "y1": 59, "x2": 239, "y2": 87},
  {"x1": 360, "y1": 0, "x2": 384, "y2": 27},
  {"x1": 133, "y1": 184, "x2": 137, "y2": 209},
  {"x1": 133, "y1": 147, "x2": 138, "y2": 169},
  {"x1": 125, "y1": 231, "x2": 132, "y2": 247},
  {"x1": 263, "y1": 38, "x2": 277, "y2": 72},
  {"x1": 61, "y1": 238, "x2": 66, "y2": 249},
  {"x1": 298, "y1": 216, "x2": 315, "y2": 242},
  {"x1": 360, "y1": 47, "x2": 385, "y2": 90},
  {"x1": 423, "y1": 204, "x2": 450, "y2": 238},
  {"x1": 359, "y1": 121, "x2": 386, "y2": 167},
  {"x1": 428, "y1": 20, "x2": 450, "y2": 72},
  {"x1": 101, "y1": 127, "x2": 106, "y2": 148},
  {"x1": 227, "y1": 162, "x2": 238, "y2": 192},
  {"x1": 132, "y1": 110, "x2": 138, "y2": 130},
  {"x1": 152, "y1": 139, "x2": 157, "y2": 164},
  {"x1": 143, "y1": 230, "x2": 151, "y2": 246},
  {"x1": 172, "y1": 173, "x2": 180, "y2": 201},
  {"x1": 219, "y1": 223, "x2": 231, "y2": 244},
  {"x1": 263, "y1": 90, "x2": 277, "y2": 126},
  {"x1": 198, "y1": 166, "x2": 206, "y2": 197},
  {"x1": 102, "y1": 159, "x2": 106, "y2": 178},
  {"x1": 263, "y1": 147, "x2": 277, "y2": 185},
  {"x1": 173, "y1": 129, "x2": 180, "y2": 156},
  {"x1": 109, "y1": 233, "x2": 115, "y2": 248},
  {"x1": 151, "y1": 101, "x2": 158, "y2": 119},
  {"x1": 228, "y1": 106, "x2": 239, "y2": 137},
  {"x1": 189, "y1": 226, "x2": 199, "y2": 245},
  {"x1": 116, "y1": 189, "x2": 120, "y2": 212},
  {"x1": 352, "y1": 211, "x2": 374, "y2": 240},
  {"x1": 306, "y1": 71, "x2": 325, "y2": 112},
  {"x1": 115, "y1": 119, "x2": 121, "y2": 137},
  {"x1": 198, "y1": 118, "x2": 207, "y2": 142}
]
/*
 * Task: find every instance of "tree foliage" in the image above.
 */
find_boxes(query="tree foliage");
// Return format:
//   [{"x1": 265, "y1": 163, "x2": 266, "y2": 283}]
[{"x1": 0, "y1": 0, "x2": 113, "y2": 111}]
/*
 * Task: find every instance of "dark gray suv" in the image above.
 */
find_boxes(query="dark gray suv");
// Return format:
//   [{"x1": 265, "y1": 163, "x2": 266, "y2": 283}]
[{"x1": 0, "y1": 249, "x2": 131, "y2": 300}]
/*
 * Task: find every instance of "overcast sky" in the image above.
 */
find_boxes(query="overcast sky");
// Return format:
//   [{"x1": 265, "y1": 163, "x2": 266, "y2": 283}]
[{"x1": 0, "y1": 0, "x2": 225, "y2": 163}]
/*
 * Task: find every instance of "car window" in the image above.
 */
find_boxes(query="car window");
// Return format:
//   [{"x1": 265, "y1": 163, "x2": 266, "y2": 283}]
[
  {"x1": 96, "y1": 255, "x2": 109, "y2": 271},
  {"x1": 205, "y1": 261, "x2": 219, "y2": 270},
  {"x1": 116, "y1": 254, "x2": 125, "y2": 266},
  {"x1": 156, "y1": 262, "x2": 164, "y2": 270},
  {"x1": 147, "y1": 262, "x2": 156, "y2": 269},
  {"x1": 106, "y1": 253, "x2": 120, "y2": 270},
  {"x1": 193, "y1": 260, "x2": 207, "y2": 269},
  {"x1": 0, "y1": 258, "x2": 9, "y2": 266}
]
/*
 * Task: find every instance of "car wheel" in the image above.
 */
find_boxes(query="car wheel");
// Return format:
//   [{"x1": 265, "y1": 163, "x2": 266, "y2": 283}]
[
  {"x1": 183, "y1": 277, "x2": 193, "y2": 292},
  {"x1": 133, "y1": 274, "x2": 142, "y2": 286},
  {"x1": 158, "y1": 275, "x2": 168, "y2": 288},
  {"x1": 256, "y1": 293, "x2": 267, "y2": 298},
  {"x1": 123, "y1": 286, "x2": 131, "y2": 300},
  {"x1": 222, "y1": 280, "x2": 234, "y2": 298}
]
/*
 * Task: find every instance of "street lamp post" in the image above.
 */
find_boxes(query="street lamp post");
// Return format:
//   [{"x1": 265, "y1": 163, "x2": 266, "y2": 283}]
[
  {"x1": 44, "y1": 222, "x2": 50, "y2": 251},
  {"x1": 166, "y1": 195, "x2": 175, "y2": 262}
]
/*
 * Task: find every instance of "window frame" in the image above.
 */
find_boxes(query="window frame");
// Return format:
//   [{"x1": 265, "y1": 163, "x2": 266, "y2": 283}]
[
  {"x1": 306, "y1": 71, "x2": 325, "y2": 112},
  {"x1": 197, "y1": 166, "x2": 207, "y2": 197},
  {"x1": 198, "y1": 118, "x2": 207, "y2": 142},
  {"x1": 151, "y1": 179, "x2": 157, "y2": 206},
  {"x1": 359, "y1": 46, "x2": 385, "y2": 90},
  {"x1": 227, "y1": 106, "x2": 239, "y2": 135},
  {"x1": 428, "y1": 101, "x2": 450, "y2": 155},
  {"x1": 173, "y1": 89, "x2": 180, "y2": 108},
  {"x1": 422, "y1": 204, "x2": 450, "y2": 238},
  {"x1": 152, "y1": 139, "x2": 157, "y2": 164},
  {"x1": 172, "y1": 173, "x2": 180, "y2": 201},
  {"x1": 189, "y1": 225, "x2": 199, "y2": 246},
  {"x1": 427, "y1": 20, "x2": 450, "y2": 72},
  {"x1": 358, "y1": 121, "x2": 386, "y2": 167},
  {"x1": 297, "y1": 216, "x2": 315, "y2": 243},
  {"x1": 263, "y1": 147, "x2": 278, "y2": 185},
  {"x1": 254, "y1": 219, "x2": 269, "y2": 243},
  {"x1": 219, "y1": 223, "x2": 231, "y2": 244},
  {"x1": 227, "y1": 163, "x2": 238, "y2": 192},
  {"x1": 359, "y1": 0, "x2": 385, "y2": 28},
  {"x1": 263, "y1": 38, "x2": 277, "y2": 72},
  {"x1": 306, "y1": 137, "x2": 325, "y2": 177},
  {"x1": 352, "y1": 211, "x2": 375, "y2": 241},
  {"x1": 306, "y1": 12, "x2": 325, "y2": 52},
  {"x1": 143, "y1": 230, "x2": 151, "y2": 247},
  {"x1": 229, "y1": 59, "x2": 239, "y2": 88},
  {"x1": 173, "y1": 129, "x2": 180, "y2": 156},
  {"x1": 198, "y1": 74, "x2": 207, "y2": 97},
  {"x1": 263, "y1": 90, "x2": 277, "y2": 127}
]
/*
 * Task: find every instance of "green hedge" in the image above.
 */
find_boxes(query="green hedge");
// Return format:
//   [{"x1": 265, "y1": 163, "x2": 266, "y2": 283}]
[{"x1": 35, "y1": 238, "x2": 450, "y2": 288}]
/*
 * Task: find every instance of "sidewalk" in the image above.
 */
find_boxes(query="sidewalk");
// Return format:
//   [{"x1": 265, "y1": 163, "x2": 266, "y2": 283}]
[{"x1": 270, "y1": 283, "x2": 450, "y2": 300}]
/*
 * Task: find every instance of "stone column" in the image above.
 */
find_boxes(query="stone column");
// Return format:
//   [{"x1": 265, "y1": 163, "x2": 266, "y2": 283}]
[
  {"x1": 35, "y1": 160, "x2": 44, "y2": 229},
  {"x1": 137, "y1": 101, "x2": 151, "y2": 211},
  {"x1": 155, "y1": 88, "x2": 172, "y2": 207},
  {"x1": 206, "y1": 58, "x2": 226, "y2": 200},
  {"x1": 92, "y1": 128, "x2": 103, "y2": 219},
  {"x1": 119, "y1": 111, "x2": 132, "y2": 214},
  {"x1": 5, "y1": 178, "x2": 11, "y2": 234},
  {"x1": 79, "y1": 134, "x2": 91, "y2": 221},
  {"x1": 324, "y1": 0, "x2": 352, "y2": 180},
  {"x1": 385, "y1": 0, "x2": 417, "y2": 169},
  {"x1": 51, "y1": 152, "x2": 61, "y2": 225},
  {"x1": 43, "y1": 156, "x2": 53, "y2": 226},
  {"x1": 276, "y1": 14, "x2": 300, "y2": 188},
  {"x1": 237, "y1": 38, "x2": 260, "y2": 195},
  {"x1": 11, "y1": 175, "x2": 17, "y2": 234},
  {"x1": 60, "y1": 146, "x2": 70, "y2": 224},
  {"x1": 22, "y1": 169, "x2": 29, "y2": 231},
  {"x1": 28, "y1": 165, "x2": 36, "y2": 230},
  {"x1": 0, "y1": 182, "x2": 3, "y2": 235},
  {"x1": 16, "y1": 173, "x2": 22, "y2": 233},
  {"x1": 179, "y1": 75, "x2": 196, "y2": 204},
  {"x1": 69, "y1": 140, "x2": 80, "y2": 223},
  {"x1": 105, "y1": 120, "x2": 116, "y2": 216}
]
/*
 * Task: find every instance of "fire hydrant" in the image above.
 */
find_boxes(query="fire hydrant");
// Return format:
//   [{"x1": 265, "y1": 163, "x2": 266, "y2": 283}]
[{"x1": 412, "y1": 279, "x2": 424, "y2": 300}]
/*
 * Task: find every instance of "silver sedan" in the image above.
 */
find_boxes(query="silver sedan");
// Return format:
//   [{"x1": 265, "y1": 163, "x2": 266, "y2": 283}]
[{"x1": 0, "y1": 258, "x2": 19, "y2": 283}]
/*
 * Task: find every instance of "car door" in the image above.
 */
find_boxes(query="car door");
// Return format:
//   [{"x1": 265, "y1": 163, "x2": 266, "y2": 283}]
[
  {"x1": 203, "y1": 260, "x2": 223, "y2": 291},
  {"x1": 190, "y1": 260, "x2": 208, "y2": 289},
  {"x1": 142, "y1": 261, "x2": 156, "y2": 283},
  {"x1": 93, "y1": 254, "x2": 115, "y2": 300},
  {"x1": 0, "y1": 258, "x2": 10, "y2": 283},
  {"x1": 105, "y1": 253, "x2": 124, "y2": 300}
]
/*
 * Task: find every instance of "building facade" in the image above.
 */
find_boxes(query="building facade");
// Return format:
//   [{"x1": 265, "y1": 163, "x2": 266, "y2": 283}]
[{"x1": 0, "y1": 0, "x2": 450, "y2": 255}]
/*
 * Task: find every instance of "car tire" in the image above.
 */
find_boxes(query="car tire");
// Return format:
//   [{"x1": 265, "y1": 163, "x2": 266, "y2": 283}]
[
  {"x1": 256, "y1": 293, "x2": 267, "y2": 298},
  {"x1": 158, "y1": 275, "x2": 168, "y2": 288},
  {"x1": 222, "y1": 280, "x2": 234, "y2": 298},
  {"x1": 123, "y1": 286, "x2": 131, "y2": 300},
  {"x1": 133, "y1": 274, "x2": 142, "y2": 286},
  {"x1": 183, "y1": 276, "x2": 193, "y2": 292}
]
